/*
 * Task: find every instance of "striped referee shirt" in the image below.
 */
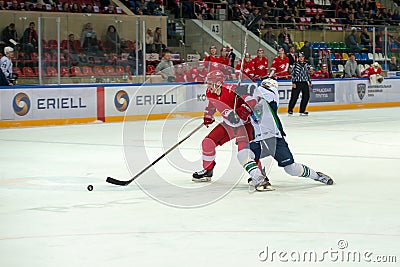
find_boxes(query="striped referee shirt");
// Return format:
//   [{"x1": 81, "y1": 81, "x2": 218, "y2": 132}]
[{"x1": 291, "y1": 61, "x2": 311, "y2": 83}]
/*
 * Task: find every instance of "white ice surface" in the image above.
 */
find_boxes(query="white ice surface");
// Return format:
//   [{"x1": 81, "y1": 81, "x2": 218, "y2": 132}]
[{"x1": 0, "y1": 108, "x2": 399, "y2": 267}]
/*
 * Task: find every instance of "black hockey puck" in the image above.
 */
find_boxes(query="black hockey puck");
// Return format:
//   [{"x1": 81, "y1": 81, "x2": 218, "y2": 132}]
[{"x1": 87, "y1": 184, "x2": 93, "y2": 191}]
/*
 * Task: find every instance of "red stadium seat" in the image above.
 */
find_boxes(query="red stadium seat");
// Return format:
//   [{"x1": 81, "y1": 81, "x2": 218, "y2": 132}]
[
  {"x1": 115, "y1": 65, "x2": 125, "y2": 75},
  {"x1": 104, "y1": 66, "x2": 117, "y2": 76},
  {"x1": 47, "y1": 66, "x2": 58, "y2": 77},
  {"x1": 23, "y1": 67, "x2": 37, "y2": 77},
  {"x1": 70, "y1": 66, "x2": 84, "y2": 77},
  {"x1": 12, "y1": 67, "x2": 24, "y2": 77},
  {"x1": 60, "y1": 66, "x2": 70, "y2": 77},
  {"x1": 82, "y1": 66, "x2": 94, "y2": 76},
  {"x1": 93, "y1": 66, "x2": 106, "y2": 76}
]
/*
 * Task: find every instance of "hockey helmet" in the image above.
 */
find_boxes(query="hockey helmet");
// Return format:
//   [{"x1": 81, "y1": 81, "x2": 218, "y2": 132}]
[
  {"x1": 4, "y1": 46, "x2": 14, "y2": 54},
  {"x1": 321, "y1": 63, "x2": 328, "y2": 68},
  {"x1": 206, "y1": 70, "x2": 224, "y2": 93},
  {"x1": 261, "y1": 78, "x2": 278, "y2": 89}
]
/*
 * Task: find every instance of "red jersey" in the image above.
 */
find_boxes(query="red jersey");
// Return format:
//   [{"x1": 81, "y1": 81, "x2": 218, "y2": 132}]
[
  {"x1": 361, "y1": 66, "x2": 382, "y2": 78},
  {"x1": 251, "y1": 56, "x2": 269, "y2": 79},
  {"x1": 310, "y1": 72, "x2": 318, "y2": 79},
  {"x1": 270, "y1": 55, "x2": 290, "y2": 79},
  {"x1": 174, "y1": 71, "x2": 186, "y2": 82},
  {"x1": 218, "y1": 56, "x2": 230, "y2": 66},
  {"x1": 190, "y1": 67, "x2": 208, "y2": 82},
  {"x1": 315, "y1": 70, "x2": 330, "y2": 79},
  {"x1": 205, "y1": 84, "x2": 254, "y2": 127},
  {"x1": 204, "y1": 55, "x2": 220, "y2": 72},
  {"x1": 235, "y1": 60, "x2": 255, "y2": 79}
]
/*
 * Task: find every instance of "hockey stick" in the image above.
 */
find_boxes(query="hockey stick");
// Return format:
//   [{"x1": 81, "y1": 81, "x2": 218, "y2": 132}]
[{"x1": 106, "y1": 123, "x2": 204, "y2": 186}]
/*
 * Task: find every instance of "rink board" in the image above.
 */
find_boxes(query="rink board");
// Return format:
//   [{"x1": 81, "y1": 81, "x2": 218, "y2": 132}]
[{"x1": 1, "y1": 79, "x2": 400, "y2": 127}]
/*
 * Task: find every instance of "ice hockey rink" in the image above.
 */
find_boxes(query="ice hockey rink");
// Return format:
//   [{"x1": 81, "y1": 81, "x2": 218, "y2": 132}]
[{"x1": 0, "y1": 107, "x2": 399, "y2": 267}]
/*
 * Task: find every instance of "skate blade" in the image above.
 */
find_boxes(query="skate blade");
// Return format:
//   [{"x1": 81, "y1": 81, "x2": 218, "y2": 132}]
[
  {"x1": 256, "y1": 184, "x2": 276, "y2": 191},
  {"x1": 192, "y1": 177, "x2": 212, "y2": 182}
]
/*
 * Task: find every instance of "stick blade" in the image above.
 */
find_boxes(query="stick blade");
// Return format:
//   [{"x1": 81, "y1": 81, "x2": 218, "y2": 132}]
[{"x1": 106, "y1": 176, "x2": 131, "y2": 186}]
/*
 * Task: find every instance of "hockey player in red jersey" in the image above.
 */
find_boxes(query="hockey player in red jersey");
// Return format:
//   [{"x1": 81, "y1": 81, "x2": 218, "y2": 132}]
[
  {"x1": 361, "y1": 62, "x2": 382, "y2": 78},
  {"x1": 174, "y1": 64, "x2": 186, "y2": 82},
  {"x1": 309, "y1": 66, "x2": 318, "y2": 79},
  {"x1": 192, "y1": 70, "x2": 269, "y2": 189},
  {"x1": 269, "y1": 48, "x2": 290, "y2": 80},
  {"x1": 204, "y1": 45, "x2": 220, "y2": 72},
  {"x1": 251, "y1": 48, "x2": 269, "y2": 80},
  {"x1": 315, "y1": 64, "x2": 330, "y2": 78},
  {"x1": 235, "y1": 53, "x2": 255, "y2": 80},
  {"x1": 191, "y1": 61, "x2": 208, "y2": 82}
]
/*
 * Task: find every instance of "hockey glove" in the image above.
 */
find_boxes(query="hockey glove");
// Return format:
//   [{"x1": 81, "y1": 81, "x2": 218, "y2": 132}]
[
  {"x1": 227, "y1": 110, "x2": 240, "y2": 124},
  {"x1": 236, "y1": 104, "x2": 253, "y2": 121},
  {"x1": 203, "y1": 114, "x2": 215, "y2": 127}
]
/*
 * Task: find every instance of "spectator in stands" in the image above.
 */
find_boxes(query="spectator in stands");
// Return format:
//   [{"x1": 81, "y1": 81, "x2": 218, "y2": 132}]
[
  {"x1": 263, "y1": 26, "x2": 277, "y2": 49},
  {"x1": 2, "y1": 23, "x2": 18, "y2": 48},
  {"x1": 392, "y1": 10, "x2": 400, "y2": 24},
  {"x1": 278, "y1": 27, "x2": 292, "y2": 53},
  {"x1": 147, "y1": 0, "x2": 160, "y2": 15},
  {"x1": 344, "y1": 53, "x2": 360, "y2": 78},
  {"x1": 355, "y1": 7, "x2": 366, "y2": 24},
  {"x1": 311, "y1": 14, "x2": 323, "y2": 30},
  {"x1": 153, "y1": 27, "x2": 163, "y2": 54},
  {"x1": 64, "y1": 33, "x2": 78, "y2": 54},
  {"x1": 100, "y1": 0, "x2": 111, "y2": 10},
  {"x1": 360, "y1": 27, "x2": 371, "y2": 50},
  {"x1": 83, "y1": 4, "x2": 94, "y2": 13},
  {"x1": 21, "y1": 22, "x2": 38, "y2": 56},
  {"x1": 61, "y1": 2, "x2": 70, "y2": 12},
  {"x1": 226, "y1": 44, "x2": 236, "y2": 68},
  {"x1": 345, "y1": 27, "x2": 362, "y2": 52},
  {"x1": 299, "y1": 41, "x2": 312, "y2": 64},
  {"x1": 145, "y1": 28, "x2": 154, "y2": 53},
  {"x1": 22, "y1": 1, "x2": 33, "y2": 11},
  {"x1": 81, "y1": 23, "x2": 100, "y2": 54},
  {"x1": 232, "y1": 4, "x2": 244, "y2": 22},
  {"x1": 71, "y1": 3, "x2": 81, "y2": 12},
  {"x1": 104, "y1": 4, "x2": 116, "y2": 14},
  {"x1": 389, "y1": 56, "x2": 400, "y2": 71},
  {"x1": 156, "y1": 51, "x2": 175, "y2": 82},
  {"x1": 8, "y1": 0, "x2": 21, "y2": 10},
  {"x1": 105, "y1": 25, "x2": 121, "y2": 53},
  {"x1": 205, "y1": 8, "x2": 217, "y2": 20},
  {"x1": 33, "y1": 2, "x2": 47, "y2": 11},
  {"x1": 287, "y1": 45, "x2": 297, "y2": 71},
  {"x1": 247, "y1": 8, "x2": 261, "y2": 35},
  {"x1": 135, "y1": 0, "x2": 148, "y2": 15},
  {"x1": 0, "y1": 0, "x2": 6, "y2": 10}
]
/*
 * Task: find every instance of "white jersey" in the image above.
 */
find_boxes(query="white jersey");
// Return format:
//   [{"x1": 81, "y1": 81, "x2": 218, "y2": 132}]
[
  {"x1": 250, "y1": 85, "x2": 284, "y2": 141},
  {"x1": 0, "y1": 56, "x2": 13, "y2": 79}
]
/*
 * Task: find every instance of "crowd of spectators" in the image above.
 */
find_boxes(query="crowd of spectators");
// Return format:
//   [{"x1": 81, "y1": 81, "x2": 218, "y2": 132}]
[{"x1": 0, "y1": 0, "x2": 124, "y2": 14}]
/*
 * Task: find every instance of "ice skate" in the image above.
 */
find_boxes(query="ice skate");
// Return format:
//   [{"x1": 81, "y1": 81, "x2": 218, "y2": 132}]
[
  {"x1": 248, "y1": 174, "x2": 275, "y2": 192},
  {"x1": 300, "y1": 112, "x2": 309, "y2": 116},
  {"x1": 192, "y1": 163, "x2": 215, "y2": 182},
  {"x1": 314, "y1": 172, "x2": 334, "y2": 185}
]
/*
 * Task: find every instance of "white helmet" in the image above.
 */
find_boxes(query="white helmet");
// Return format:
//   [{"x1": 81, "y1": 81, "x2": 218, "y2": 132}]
[
  {"x1": 4, "y1": 46, "x2": 14, "y2": 54},
  {"x1": 261, "y1": 78, "x2": 278, "y2": 89}
]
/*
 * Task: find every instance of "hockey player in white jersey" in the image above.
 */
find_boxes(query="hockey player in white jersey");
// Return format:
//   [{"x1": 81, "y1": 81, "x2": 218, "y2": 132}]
[
  {"x1": 0, "y1": 46, "x2": 14, "y2": 82},
  {"x1": 237, "y1": 78, "x2": 334, "y2": 191}
]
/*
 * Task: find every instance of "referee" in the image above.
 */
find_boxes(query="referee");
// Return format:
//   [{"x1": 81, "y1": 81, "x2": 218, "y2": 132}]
[{"x1": 288, "y1": 52, "x2": 312, "y2": 116}]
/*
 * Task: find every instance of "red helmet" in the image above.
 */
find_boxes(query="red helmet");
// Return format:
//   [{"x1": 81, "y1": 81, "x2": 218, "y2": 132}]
[{"x1": 207, "y1": 70, "x2": 225, "y2": 83}]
